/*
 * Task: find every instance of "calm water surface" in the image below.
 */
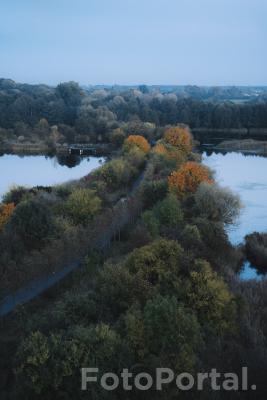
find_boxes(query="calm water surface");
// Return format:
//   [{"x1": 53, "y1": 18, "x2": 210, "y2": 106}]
[
  {"x1": 0, "y1": 154, "x2": 104, "y2": 199},
  {"x1": 1, "y1": 151, "x2": 266, "y2": 280},
  {"x1": 203, "y1": 150, "x2": 267, "y2": 280}
]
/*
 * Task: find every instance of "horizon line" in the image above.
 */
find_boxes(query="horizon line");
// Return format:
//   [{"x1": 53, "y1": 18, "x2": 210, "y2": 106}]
[{"x1": 1, "y1": 77, "x2": 267, "y2": 88}]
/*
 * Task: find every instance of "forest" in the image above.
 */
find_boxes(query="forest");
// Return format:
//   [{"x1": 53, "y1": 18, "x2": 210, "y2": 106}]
[
  {"x1": 0, "y1": 79, "x2": 267, "y2": 148},
  {"x1": 0, "y1": 126, "x2": 267, "y2": 399}
]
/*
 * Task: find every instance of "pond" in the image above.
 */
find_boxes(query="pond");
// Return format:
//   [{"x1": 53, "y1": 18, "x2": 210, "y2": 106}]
[
  {"x1": 0, "y1": 153, "x2": 105, "y2": 199},
  {"x1": 203, "y1": 150, "x2": 267, "y2": 280}
]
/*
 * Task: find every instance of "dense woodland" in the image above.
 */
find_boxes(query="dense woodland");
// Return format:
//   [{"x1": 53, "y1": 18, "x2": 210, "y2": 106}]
[
  {"x1": 1, "y1": 127, "x2": 267, "y2": 399},
  {"x1": 0, "y1": 79, "x2": 267, "y2": 147}
]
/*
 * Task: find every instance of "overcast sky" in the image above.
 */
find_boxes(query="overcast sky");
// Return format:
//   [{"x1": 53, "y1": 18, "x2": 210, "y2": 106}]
[{"x1": 0, "y1": 0, "x2": 266, "y2": 85}]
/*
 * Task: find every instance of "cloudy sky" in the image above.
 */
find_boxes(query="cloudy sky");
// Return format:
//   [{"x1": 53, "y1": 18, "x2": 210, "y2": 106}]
[{"x1": 0, "y1": 0, "x2": 266, "y2": 85}]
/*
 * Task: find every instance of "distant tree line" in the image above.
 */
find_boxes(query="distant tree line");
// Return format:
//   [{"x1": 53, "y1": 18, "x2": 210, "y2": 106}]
[{"x1": 0, "y1": 79, "x2": 267, "y2": 146}]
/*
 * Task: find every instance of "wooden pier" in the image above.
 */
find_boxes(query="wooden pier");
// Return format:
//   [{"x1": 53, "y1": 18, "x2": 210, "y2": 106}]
[{"x1": 67, "y1": 143, "x2": 112, "y2": 156}]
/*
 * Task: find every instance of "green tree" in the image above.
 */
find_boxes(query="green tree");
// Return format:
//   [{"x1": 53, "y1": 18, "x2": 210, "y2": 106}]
[
  {"x1": 6, "y1": 198, "x2": 55, "y2": 249},
  {"x1": 187, "y1": 260, "x2": 237, "y2": 334},
  {"x1": 143, "y1": 295, "x2": 201, "y2": 371},
  {"x1": 65, "y1": 188, "x2": 101, "y2": 225},
  {"x1": 98, "y1": 159, "x2": 136, "y2": 190},
  {"x1": 195, "y1": 183, "x2": 241, "y2": 225},
  {"x1": 141, "y1": 210, "x2": 160, "y2": 238},
  {"x1": 153, "y1": 194, "x2": 184, "y2": 229},
  {"x1": 125, "y1": 239, "x2": 186, "y2": 296}
]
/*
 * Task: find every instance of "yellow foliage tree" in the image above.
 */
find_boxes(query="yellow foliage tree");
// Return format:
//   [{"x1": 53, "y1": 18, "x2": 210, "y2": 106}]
[
  {"x1": 164, "y1": 126, "x2": 192, "y2": 154},
  {"x1": 0, "y1": 202, "x2": 15, "y2": 231},
  {"x1": 124, "y1": 135, "x2": 151, "y2": 153},
  {"x1": 168, "y1": 162, "x2": 213, "y2": 198}
]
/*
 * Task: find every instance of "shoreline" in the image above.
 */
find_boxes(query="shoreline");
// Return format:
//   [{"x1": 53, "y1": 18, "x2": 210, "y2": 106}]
[
  {"x1": 214, "y1": 139, "x2": 267, "y2": 155},
  {"x1": 0, "y1": 142, "x2": 113, "y2": 156}
]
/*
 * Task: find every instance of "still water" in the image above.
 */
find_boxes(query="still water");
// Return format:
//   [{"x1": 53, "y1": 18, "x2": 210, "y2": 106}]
[
  {"x1": 0, "y1": 154, "x2": 104, "y2": 199},
  {"x1": 1, "y1": 151, "x2": 266, "y2": 280},
  {"x1": 203, "y1": 150, "x2": 267, "y2": 280}
]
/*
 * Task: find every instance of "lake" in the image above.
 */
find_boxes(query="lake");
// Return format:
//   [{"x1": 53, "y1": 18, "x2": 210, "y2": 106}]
[
  {"x1": 203, "y1": 150, "x2": 267, "y2": 280},
  {"x1": 0, "y1": 154, "x2": 104, "y2": 199},
  {"x1": 1, "y1": 150, "x2": 266, "y2": 280}
]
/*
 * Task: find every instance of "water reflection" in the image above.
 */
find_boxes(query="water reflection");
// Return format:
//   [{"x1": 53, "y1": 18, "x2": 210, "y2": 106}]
[
  {"x1": 56, "y1": 154, "x2": 83, "y2": 168},
  {"x1": 0, "y1": 154, "x2": 104, "y2": 199},
  {"x1": 203, "y1": 150, "x2": 267, "y2": 280}
]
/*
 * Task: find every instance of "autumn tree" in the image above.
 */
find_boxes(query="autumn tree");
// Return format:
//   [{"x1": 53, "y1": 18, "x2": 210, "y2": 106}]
[
  {"x1": 0, "y1": 202, "x2": 15, "y2": 231},
  {"x1": 168, "y1": 161, "x2": 213, "y2": 198},
  {"x1": 124, "y1": 135, "x2": 151, "y2": 153},
  {"x1": 164, "y1": 126, "x2": 193, "y2": 154}
]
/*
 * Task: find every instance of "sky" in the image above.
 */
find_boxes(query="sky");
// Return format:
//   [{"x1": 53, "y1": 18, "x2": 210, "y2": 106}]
[{"x1": 0, "y1": 0, "x2": 266, "y2": 86}]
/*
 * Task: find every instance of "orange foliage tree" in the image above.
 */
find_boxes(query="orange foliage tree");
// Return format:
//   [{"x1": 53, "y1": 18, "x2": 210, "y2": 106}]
[
  {"x1": 124, "y1": 135, "x2": 151, "y2": 153},
  {"x1": 0, "y1": 202, "x2": 15, "y2": 231},
  {"x1": 168, "y1": 162, "x2": 213, "y2": 198},
  {"x1": 164, "y1": 126, "x2": 192, "y2": 154}
]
